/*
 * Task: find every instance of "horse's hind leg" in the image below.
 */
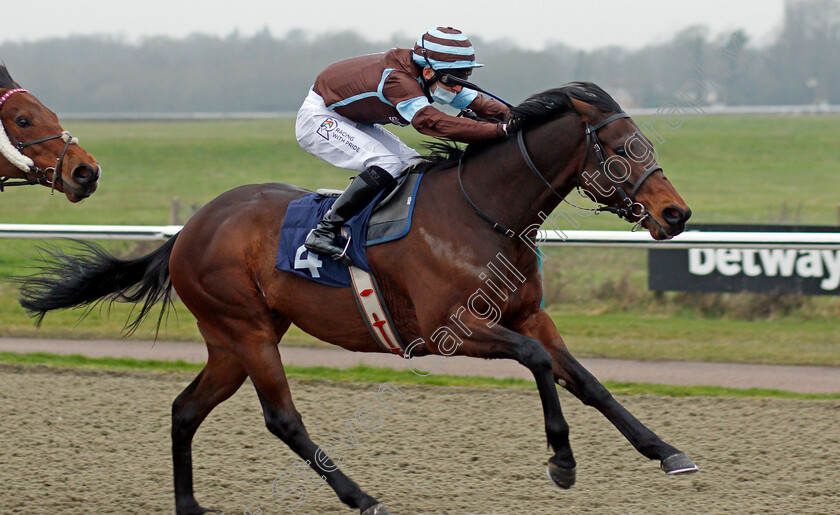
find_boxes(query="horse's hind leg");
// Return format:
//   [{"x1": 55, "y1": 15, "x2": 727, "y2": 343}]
[
  {"x1": 241, "y1": 343, "x2": 386, "y2": 514},
  {"x1": 520, "y1": 310, "x2": 698, "y2": 475},
  {"x1": 195, "y1": 308, "x2": 386, "y2": 514},
  {"x1": 172, "y1": 333, "x2": 248, "y2": 515}
]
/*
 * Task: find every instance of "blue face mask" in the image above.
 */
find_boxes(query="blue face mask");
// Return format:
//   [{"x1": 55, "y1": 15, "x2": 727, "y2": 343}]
[{"x1": 431, "y1": 85, "x2": 457, "y2": 105}]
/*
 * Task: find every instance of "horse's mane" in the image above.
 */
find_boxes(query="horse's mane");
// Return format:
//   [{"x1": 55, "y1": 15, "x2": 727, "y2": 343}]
[
  {"x1": 510, "y1": 81, "x2": 622, "y2": 130},
  {"x1": 0, "y1": 64, "x2": 18, "y2": 90},
  {"x1": 414, "y1": 81, "x2": 622, "y2": 173}
]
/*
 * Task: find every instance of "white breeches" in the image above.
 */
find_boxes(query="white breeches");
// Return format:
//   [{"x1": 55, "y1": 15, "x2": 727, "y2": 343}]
[{"x1": 295, "y1": 89, "x2": 421, "y2": 178}]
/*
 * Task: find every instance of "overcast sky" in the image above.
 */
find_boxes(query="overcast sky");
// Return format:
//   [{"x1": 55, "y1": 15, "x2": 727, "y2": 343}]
[{"x1": 9, "y1": 0, "x2": 785, "y2": 51}]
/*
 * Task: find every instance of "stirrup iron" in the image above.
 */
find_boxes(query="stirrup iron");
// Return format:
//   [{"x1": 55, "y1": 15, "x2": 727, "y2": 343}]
[{"x1": 334, "y1": 233, "x2": 353, "y2": 266}]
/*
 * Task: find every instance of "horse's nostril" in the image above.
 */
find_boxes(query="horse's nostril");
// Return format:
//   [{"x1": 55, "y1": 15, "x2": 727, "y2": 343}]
[
  {"x1": 72, "y1": 164, "x2": 97, "y2": 185},
  {"x1": 662, "y1": 206, "x2": 687, "y2": 226}
]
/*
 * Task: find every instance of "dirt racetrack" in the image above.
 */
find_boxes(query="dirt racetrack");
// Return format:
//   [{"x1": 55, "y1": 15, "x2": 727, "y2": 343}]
[{"x1": 2, "y1": 364, "x2": 839, "y2": 514}]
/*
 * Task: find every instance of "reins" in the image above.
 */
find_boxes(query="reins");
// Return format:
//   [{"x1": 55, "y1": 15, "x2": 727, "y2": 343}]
[
  {"x1": 456, "y1": 153, "x2": 517, "y2": 237},
  {"x1": 457, "y1": 112, "x2": 661, "y2": 237}
]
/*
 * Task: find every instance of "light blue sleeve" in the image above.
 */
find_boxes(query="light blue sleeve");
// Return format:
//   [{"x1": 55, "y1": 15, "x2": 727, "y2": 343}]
[
  {"x1": 450, "y1": 88, "x2": 478, "y2": 110},
  {"x1": 396, "y1": 96, "x2": 432, "y2": 123}
]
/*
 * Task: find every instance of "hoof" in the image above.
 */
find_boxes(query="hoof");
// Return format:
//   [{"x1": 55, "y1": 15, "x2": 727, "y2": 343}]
[
  {"x1": 361, "y1": 502, "x2": 391, "y2": 515},
  {"x1": 175, "y1": 499, "x2": 223, "y2": 515},
  {"x1": 661, "y1": 452, "x2": 699, "y2": 475},
  {"x1": 176, "y1": 508, "x2": 222, "y2": 515},
  {"x1": 546, "y1": 462, "x2": 576, "y2": 489}
]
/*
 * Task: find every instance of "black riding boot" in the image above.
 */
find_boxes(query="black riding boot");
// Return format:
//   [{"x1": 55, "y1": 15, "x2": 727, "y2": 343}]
[{"x1": 305, "y1": 166, "x2": 395, "y2": 263}]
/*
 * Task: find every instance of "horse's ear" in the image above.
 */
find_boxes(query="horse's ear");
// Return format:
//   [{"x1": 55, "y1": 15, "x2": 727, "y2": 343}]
[
  {"x1": 0, "y1": 63, "x2": 20, "y2": 90},
  {"x1": 569, "y1": 98, "x2": 599, "y2": 123}
]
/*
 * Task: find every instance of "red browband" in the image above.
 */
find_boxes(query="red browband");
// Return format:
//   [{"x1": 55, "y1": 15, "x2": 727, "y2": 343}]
[{"x1": 0, "y1": 88, "x2": 28, "y2": 109}]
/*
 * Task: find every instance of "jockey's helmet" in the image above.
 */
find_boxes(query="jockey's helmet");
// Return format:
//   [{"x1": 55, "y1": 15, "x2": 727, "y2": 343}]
[{"x1": 412, "y1": 27, "x2": 484, "y2": 73}]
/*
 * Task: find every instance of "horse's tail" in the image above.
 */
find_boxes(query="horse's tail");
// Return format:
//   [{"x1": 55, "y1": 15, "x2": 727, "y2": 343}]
[{"x1": 18, "y1": 234, "x2": 179, "y2": 336}]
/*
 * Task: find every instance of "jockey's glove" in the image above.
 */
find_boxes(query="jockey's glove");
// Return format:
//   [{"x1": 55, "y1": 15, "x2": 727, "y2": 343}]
[{"x1": 500, "y1": 116, "x2": 523, "y2": 136}]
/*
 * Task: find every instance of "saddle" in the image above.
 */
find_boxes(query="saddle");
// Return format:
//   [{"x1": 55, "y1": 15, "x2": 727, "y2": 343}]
[
  {"x1": 276, "y1": 172, "x2": 424, "y2": 354},
  {"x1": 315, "y1": 171, "x2": 423, "y2": 246}
]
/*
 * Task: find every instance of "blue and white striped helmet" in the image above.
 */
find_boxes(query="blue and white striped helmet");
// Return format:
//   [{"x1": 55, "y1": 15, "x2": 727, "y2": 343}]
[{"x1": 412, "y1": 27, "x2": 484, "y2": 71}]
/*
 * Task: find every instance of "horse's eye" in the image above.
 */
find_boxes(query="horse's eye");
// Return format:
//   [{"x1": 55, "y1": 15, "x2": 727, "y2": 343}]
[
  {"x1": 614, "y1": 148, "x2": 626, "y2": 157},
  {"x1": 15, "y1": 116, "x2": 31, "y2": 128}
]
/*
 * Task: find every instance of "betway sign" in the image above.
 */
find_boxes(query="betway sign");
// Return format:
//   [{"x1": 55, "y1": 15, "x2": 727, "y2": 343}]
[
  {"x1": 688, "y1": 248, "x2": 840, "y2": 290},
  {"x1": 648, "y1": 225, "x2": 840, "y2": 296}
]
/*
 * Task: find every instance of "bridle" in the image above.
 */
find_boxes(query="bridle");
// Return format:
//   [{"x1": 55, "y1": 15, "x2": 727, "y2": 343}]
[
  {"x1": 458, "y1": 112, "x2": 662, "y2": 237},
  {"x1": 572, "y1": 112, "x2": 662, "y2": 224},
  {"x1": 0, "y1": 88, "x2": 81, "y2": 194}
]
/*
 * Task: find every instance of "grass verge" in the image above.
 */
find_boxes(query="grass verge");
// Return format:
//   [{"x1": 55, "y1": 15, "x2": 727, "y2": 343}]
[
  {"x1": 2, "y1": 117, "x2": 839, "y2": 366},
  {"x1": 1, "y1": 351, "x2": 837, "y2": 401}
]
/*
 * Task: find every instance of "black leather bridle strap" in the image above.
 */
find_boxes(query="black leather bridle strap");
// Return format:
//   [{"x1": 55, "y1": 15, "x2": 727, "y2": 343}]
[
  {"x1": 9, "y1": 132, "x2": 64, "y2": 150},
  {"x1": 583, "y1": 113, "x2": 663, "y2": 219},
  {"x1": 456, "y1": 155, "x2": 516, "y2": 238},
  {"x1": 49, "y1": 133, "x2": 76, "y2": 195},
  {"x1": 0, "y1": 175, "x2": 42, "y2": 191},
  {"x1": 517, "y1": 130, "x2": 565, "y2": 202},
  {"x1": 631, "y1": 165, "x2": 662, "y2": 199},
  {"x1": 588, "y1": 113, "x2": 631, "y2": 131},
  {"x1": 4, "y1": 130, "x2": 76, "y2": 193}
]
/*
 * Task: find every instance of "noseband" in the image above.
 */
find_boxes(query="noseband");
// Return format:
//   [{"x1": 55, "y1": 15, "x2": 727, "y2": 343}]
[
  {"x1": 0, "y1": 88, "x2": 80, "y2": 193},
  {"x1": 578, "y1": 113, "x2": 662, "y2": 222},
  {"x1": 458, "y1": 112, "x2": 662, "y2": 238}
]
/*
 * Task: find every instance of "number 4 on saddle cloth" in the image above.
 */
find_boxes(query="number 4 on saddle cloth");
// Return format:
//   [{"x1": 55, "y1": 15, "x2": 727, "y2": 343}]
[{"x1": 275, "y1": 172, "x2": 424, "y2": 354}]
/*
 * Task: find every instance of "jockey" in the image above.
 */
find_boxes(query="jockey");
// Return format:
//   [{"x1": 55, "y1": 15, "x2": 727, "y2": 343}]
[{"x1": 297, "y1": 26, "x2": 511, "y2": 261}]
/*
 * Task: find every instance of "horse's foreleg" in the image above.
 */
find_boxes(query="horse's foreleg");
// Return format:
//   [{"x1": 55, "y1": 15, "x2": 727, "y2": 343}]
[
  {"x1": 453, "y1": 324, "x2": 577, "y2": 489},
  {"x1": 172, "y1": 340, "x2": 248, "y2": 515},
  {"x1": 519, "y1": 310, "x2": 698, "y2": 474}
]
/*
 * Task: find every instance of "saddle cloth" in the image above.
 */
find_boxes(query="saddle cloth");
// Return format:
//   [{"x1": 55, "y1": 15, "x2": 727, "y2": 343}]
[{"x1": 275, "y1": 172, "x2": 424, "y2": 288}]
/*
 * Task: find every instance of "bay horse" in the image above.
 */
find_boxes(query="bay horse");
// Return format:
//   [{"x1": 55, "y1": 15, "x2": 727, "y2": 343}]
[
  {"x1": 0, "y1": 64, "x2": 100, "y2": 201},
  {"x1": 19, "y1": 82, "x2": 696, "y2": 514}
]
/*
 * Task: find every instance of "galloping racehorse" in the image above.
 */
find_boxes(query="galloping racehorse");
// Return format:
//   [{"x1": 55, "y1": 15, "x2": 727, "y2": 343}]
[
  {"x1": 0, "y1": 65, "x2": 100, "y2": 201},
  {"x1": 20, "y1": 83, "x2": 696, "y2": 514}
]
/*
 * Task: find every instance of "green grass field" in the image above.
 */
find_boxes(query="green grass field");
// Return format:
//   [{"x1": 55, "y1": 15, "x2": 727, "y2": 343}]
[
  {"x1": 1, "y1": 115, "x2": 838, "y2": 366},
  {"x1": 2, "y1": 352, "x2": 837, "y2": 400}
]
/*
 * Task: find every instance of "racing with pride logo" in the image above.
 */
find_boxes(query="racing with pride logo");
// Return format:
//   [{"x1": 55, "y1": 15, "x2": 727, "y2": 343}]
[{"x1": 316, "y1": 118, "x2": 338, "y2": 140}]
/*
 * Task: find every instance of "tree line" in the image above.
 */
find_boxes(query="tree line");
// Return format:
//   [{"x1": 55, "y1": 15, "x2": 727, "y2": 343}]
[{"x1": 2, "y1": 0, "x2": 838, "y2": 113}]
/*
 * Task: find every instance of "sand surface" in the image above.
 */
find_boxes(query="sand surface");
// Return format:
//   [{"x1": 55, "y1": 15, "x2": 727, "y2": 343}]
[{"x1": 1, "y1": 364, "x2": 838, "y2": 514}]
